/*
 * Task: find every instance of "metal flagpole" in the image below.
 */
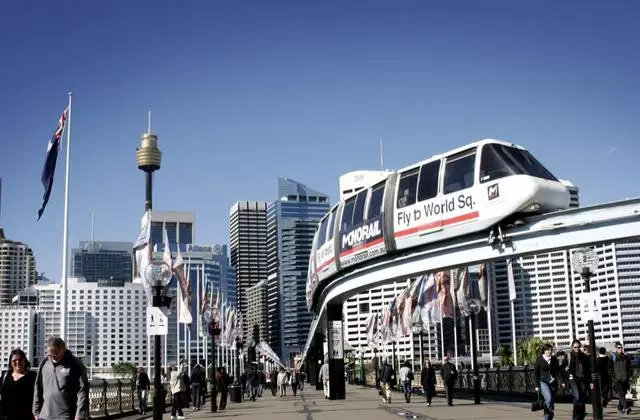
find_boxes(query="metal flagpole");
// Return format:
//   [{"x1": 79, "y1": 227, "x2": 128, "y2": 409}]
[
  {"x1": 147, "y1": 334, "x2": 151, "y2": 375},
  {"x1": 439, "y1": 321, "x2": 445, "y2": 360},
  {"x1": 177, "y1": 281, "x2": 182, "y2": 365},
  {"x1": 487, "y1": 267, "x2": 495, "y2": 368},
  {"x1": 163, "y1": 335, "x2": 167, "y2": 373},
  {"x1": 60, "y1": 92, "x2": 72, "y2": 340},
  {"x1": 507, "y1": 259, "x2": 518, "y2": 366},
  {"x1": 195, "y1": 261, "x2": 199, "y2": 365},
  {"x1": 427, "y1": 322, "x2": 432, "y2": 361}
]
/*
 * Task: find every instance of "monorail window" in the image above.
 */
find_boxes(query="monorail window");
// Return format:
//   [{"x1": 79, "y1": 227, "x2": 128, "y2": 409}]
[
  {"x1": 396, "y1": 168, "x2": 419, "y2": 209},
  {"x1": 367, "y1": 182, "x2": 385, "y2": 219},
  {"x1": 417, "y1": 160, "x2": 441, "y2": 201},
  {"x1": 480, "y1": 143, "x2": 558, "y2": 183},
  {"x1": 443, "y1": 149, "x2": 476, "y2": 194},
  {"x1": 318, "y1": 216, "x2": 329, "y2": 245},
  {"x1": 352, "y1": 190, "x2": 368, "y2": 227},
  {"x1": 326, "y1": 207, "x2": 337, "y2": 241},
  {"x1": 342, "y1": 197, "x2": 356, "y2": 231}
]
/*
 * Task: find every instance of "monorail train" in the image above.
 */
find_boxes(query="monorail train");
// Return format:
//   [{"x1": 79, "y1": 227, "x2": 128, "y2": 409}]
[{"x1": 306, "y1": 139, "x2": 571, "y2": 310}]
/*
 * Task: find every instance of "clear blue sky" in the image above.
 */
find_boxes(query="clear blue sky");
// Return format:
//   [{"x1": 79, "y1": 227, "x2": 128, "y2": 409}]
[{"x1": 1, "y1": 0, "x2": 638, "y2": 281}]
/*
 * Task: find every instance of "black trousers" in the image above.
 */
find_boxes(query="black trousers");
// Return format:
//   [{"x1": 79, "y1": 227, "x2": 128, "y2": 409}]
[
  {"x1": 191, "y1": 384, "x2": 202, "y2": 409},
  {"x1": 444, "y1": 383, "x2": 454, "y2": 405},
  {"x1": 220, "y1": 387, "x2": 228, "y2": 410},
  {"x1": 615, "y1": 380, "x2": 629, "y2": 411},
  {"x1": 171, "y1": 393, "x2": 184, "y2": 417}
]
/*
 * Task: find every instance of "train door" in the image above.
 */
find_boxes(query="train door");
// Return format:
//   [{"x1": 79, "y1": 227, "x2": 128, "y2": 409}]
[{"x1": 439, "y1": 148, "x2": 480, "y2": 232}]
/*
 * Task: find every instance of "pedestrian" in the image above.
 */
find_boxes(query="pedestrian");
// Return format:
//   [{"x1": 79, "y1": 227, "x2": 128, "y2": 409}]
[
  {"x1": 568, "y1": 339, "x2": 591, "y2": 420},
  {"x1": 169, "y1": 365, "x2": 186, "y2": 420},
  {"x1": 277, "y1": 369, "x2": 287, "y2": 397},
  {"x1": 420, "y1": 360, "x2": 436, "y2": 406},
  {"x1": 595, "y1": 347, "x2": 612, "y2": 408},
  {"x1": 291, "y1": 370, "x2": 300, "y2": 397},
  {"x1": 217, "y1": 367, "x2": 230, "y2": 410},
  {"x1": 189, "y1": 363, "x2": 204, "y2": 411},
  {"x1": 135, "y1": 367, "x2": 150, "y2": 415},
  {"x1": 534, "y1": 343, "x2": 564, "y2": 420},
  {"x1": 611, "y1": 342, "x2": 632, "y2": 415},
  {"x1": 399, "y1": 361, "x2": 414, "y2": 403},
  {"x1": 379, "y1": 360, "x2": 393, "y2": 404},
  {"x1": 0, "y1": 348, "x2": 37, "y2": 420},
  {"x1": 32, "y1": 336, "x2": 89, "y2": 420},
  {"x1": 319, "y1": 360, "x2": 330, "y2": 399},
  {"x1": 440, "y1": 356, "x2": 457, "y2": 406}
]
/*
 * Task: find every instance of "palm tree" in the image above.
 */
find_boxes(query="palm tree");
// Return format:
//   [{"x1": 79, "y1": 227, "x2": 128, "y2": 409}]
[
  {"x1": 517, "y1": 337, "x2": 554, "y2": 365},
  {"x1": 496, "y1": 344, "x2": 513, "y2": 367}
]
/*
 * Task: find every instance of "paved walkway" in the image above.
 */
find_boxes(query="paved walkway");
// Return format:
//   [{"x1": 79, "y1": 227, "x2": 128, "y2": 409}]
[{"x1": 123, "y1": 385, "x2": 637, "y2": 419}]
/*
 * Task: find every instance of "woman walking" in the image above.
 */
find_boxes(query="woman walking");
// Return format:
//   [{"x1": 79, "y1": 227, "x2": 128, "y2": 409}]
[
  {"x1": 534, "y1": 344, "x2": 564, "y2": 420},
  {"x1": 420, "y1": 360, "x2": 436, "y2": 406},
  {"x1": 0, "y1": 348, "x2": 37, "y2": 420}
]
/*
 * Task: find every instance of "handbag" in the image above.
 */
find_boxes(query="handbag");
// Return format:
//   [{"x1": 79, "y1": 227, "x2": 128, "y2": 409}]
[{"x1": 531, "y1": 391, "x2": 544, "y2": 412}]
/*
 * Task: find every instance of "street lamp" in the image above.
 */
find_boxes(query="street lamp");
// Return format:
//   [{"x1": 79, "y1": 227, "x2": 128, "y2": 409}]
[
  {"x1": 203, "y1": 306, "x2": 221, "y2": 413},
  {"x1": 571, "y1": 247, "x2": 603, "y2": 420},
  {"x1": 464, "y1": 297, "x2": 482, "y2": 405},
  {"x1": 143, "y1": 261, "x2": 172, "y2": 420}
]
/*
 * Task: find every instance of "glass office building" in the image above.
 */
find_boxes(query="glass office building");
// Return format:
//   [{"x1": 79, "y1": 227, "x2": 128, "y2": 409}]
[
  {"x1": 267, "y1": 178, "x2": 329, "y2": 361},
  {"x1": 71, "y1": 241, "x2": 133, "y2": 285}
]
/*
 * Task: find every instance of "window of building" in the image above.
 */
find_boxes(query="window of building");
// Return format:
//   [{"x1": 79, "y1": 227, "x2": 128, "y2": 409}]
[
  {"x1": 417, "y1": 160, "x2": 441, "y2": 201},
  {"x1": 396, "y1": 168, "x2": 419, "y2": 208},
  {"x1": 443, "y1": 149, "x2": 476, "y2": 194},
  {"x1": 318, "y1": 216, "x2": 329, "y2": 245}
]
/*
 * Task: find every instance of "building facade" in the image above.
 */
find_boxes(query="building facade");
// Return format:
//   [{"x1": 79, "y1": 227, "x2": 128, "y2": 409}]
[
  {"x1": 0, "y1": 229, "x2": 37, "y2": 305},
  {"x1": 267, "y1": 178, "x2": 330, "y2": 361},
  {"x1": 35, "y1": 277, "x2": 149, "y2": 370},
  {"x1": 150, "y1": 211, "x2": 195, "y2": 250},
  {"x1": 0, "y1": 307, "x2": 37, "y2": 364},
  {"x1": 246, "y1": 279, "x2": 267, "y2": 346},
  {"x1": 71, "y1": 241, "x2": 133, "y2": 285},
  {"x1": 229, "y1": 201, "x2": 268, "y2": 341}
]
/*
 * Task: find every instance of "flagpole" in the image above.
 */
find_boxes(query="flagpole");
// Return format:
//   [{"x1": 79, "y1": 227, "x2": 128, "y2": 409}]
[
  {"x1": 487, "y1": 267, "x2": 494, "y2": 368},
  {"x1": 507, "y1": 259, "x2": 518, "y2": 366},
  {"x1": 60, "y1": 92, "x2": 73, "y2": 341},
  {"x1": 427, "y1": 322, "x2": 432, "y2": 361}
]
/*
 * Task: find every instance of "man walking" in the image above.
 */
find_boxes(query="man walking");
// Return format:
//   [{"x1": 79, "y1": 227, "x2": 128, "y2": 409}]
[
  {"x1": 440, "y1": 356, "x2": 458, "y2": 406},
  {"x1": 33, "y1": 336, "x2": 90, "y2": 420},
  {"x1": 612, "y1": 342, "x2": 632, "y2": 415}
]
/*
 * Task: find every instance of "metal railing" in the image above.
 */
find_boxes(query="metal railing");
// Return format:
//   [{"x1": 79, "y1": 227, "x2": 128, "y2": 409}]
[{"x1": 87, "y1": 379, "x2": 172, "y2": 419}]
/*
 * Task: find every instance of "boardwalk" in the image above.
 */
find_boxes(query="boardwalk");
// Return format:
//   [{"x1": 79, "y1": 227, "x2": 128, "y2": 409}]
[{"x1": 122, "y1": 385, "x2": 637, "y2": 420}]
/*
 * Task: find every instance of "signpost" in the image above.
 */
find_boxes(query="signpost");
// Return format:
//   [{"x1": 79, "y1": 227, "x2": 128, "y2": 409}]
[
  {"x1": 579, "y1": 291, "x2": 602, "y2": 322},
  {"x1": 148, "y1": 306, "x2": 168, "y2": 336}
]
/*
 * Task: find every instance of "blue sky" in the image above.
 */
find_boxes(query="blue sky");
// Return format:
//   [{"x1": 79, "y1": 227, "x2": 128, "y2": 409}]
[{"x1": 1, "y1": 0, "x2": 638, "y2": 280}]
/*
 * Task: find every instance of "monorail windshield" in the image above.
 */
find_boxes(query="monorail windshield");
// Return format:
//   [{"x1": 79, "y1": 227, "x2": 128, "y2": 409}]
[{"x1": 480, "y1": 143, "x2": 558, "y2": 183}]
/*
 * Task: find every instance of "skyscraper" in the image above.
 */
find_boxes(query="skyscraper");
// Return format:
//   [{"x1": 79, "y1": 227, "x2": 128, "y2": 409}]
[
  {"x1": 267, "y1": 178, "x2": 330, "y2": 361},
  {"x1": 150, "y1": 211, "x2": 195, "y2": 250},
  {"x1": 71, "y1": 241, "x2": 133, "y2": 285},
  {"x1": 229, "y1": 201, "x2": 268, "y2": 341},
  {"x1": 0, "y1": 229, "x2": 37, "y2": 305}
]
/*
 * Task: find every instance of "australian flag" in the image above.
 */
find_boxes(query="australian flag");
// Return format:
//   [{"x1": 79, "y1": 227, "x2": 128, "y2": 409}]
[{"x1": 37, "y1": 107, "x2": 69, "y2": 220}]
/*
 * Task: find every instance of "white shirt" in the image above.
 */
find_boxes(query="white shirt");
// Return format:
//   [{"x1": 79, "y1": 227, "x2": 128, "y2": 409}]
[{"x1": 399, "y1": 366, "x2": 411, "y2": 382}]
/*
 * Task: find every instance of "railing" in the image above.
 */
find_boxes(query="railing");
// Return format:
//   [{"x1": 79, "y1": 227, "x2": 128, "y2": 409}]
[
  {"x1": 87, "y1": 379, "x2": 172, "y2": 419},
  {"x1": 360, "y1": 365, "x2": 640, "y2": 402}
]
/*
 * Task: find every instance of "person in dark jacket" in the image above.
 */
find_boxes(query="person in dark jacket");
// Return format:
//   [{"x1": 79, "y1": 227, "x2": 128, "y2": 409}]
[
  {"x1": 611, "y1": 342, "x2": 632, "y2": 415},
  {"x1": 135, "y1": 367, "x2": 151, "y2": 415},
  {"x1": 420, "y1": 360, "x2": 436, "y2": 406},
  {"x1": 534, "y1": 344, "x2": 564, "y2": 420},
  {"x1": 568, "y1": 339, "x2": 591, "y2": 420},
  {"x1": 595, "y1": 347, "x2": 612, "y2": 408},
  {"x1": 0, "y1": 348, "x2": 37, "y2": 420},
  {"x1": 440, "y1": 356, "x2": 457, "y2": 406},
  {"x1": 380, "y1": 361, "x2": 394, "y2": 404},
  {"x1": 32, "y1": 336, "x2": 89, "y2": 420},
  {"x1": 190, "y1": 363, "x2": 205, "y2": 411},
  {"x1": 217, "y1": 367, "x2": 231, "y2": 409}
]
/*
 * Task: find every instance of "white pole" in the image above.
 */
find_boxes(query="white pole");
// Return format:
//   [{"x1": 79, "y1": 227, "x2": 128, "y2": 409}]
[
  {"x1": 164, "y1": 334, "x2": 167, "y2": 372},
  {"x1": 195, "y1": 261, "x2": 199, "y2": 365},
  {"x1": 487, "y1": 269, "x2": 494, "y2": 368},
  {"x1": 511, "y1": 300, "x2": 518, "y2": 366},
  {"x1": 468, "y1": 317, "x2": 474, "y2": 370},
  {"x1": 176, "y1": 285, "x2": 181, "y2": 365},
  {"x1": 147, "y1": 334, "x2": 151, "y2": 377},
  {"x1": 427, "y1": 322, "x2": 432, "y2": 361},
  {"x1": 187, "y1": 327, "x2": 191, "y2": 375},
  {"x1": 60, "y1": 92, "x2": 72, "y2": 341},
  {"x1": 439, "y1": 321, "x2": 445, "y2": 360}
]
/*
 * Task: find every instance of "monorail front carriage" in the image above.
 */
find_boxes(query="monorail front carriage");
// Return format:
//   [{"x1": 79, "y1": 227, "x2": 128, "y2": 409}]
[{"x1": 306, "y1": 139, "x2": 570, "y2": 310}]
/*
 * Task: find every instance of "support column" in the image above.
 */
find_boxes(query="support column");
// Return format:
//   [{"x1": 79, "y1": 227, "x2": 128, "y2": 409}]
[
  {"x1": 314, "y1": 333, "x2": 325, "y2": 390},
  {"x1": 327, "y1": 303, "x2": 345, "y2": 400}
]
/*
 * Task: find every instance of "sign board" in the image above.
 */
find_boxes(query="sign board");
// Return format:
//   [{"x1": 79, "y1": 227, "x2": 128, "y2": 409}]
[
  {"x1": 147, "y1": 306, "x2": 168, "y2": 336},
  {"x1": 579, "y1": 291, "x2": 602, "y2": 322},
  {"x1": 328, "y1": 320, "x2": 344, "y2": 359}
]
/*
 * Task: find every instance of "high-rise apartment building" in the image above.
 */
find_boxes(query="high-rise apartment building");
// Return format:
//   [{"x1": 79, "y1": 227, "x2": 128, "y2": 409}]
[
  {"x1": 71, "y1": 241, "x2": 133, "y2": 285},
  {"x1": 0, "y1": 306, "x2": 37, "y2": 363},
  {"x1": 0, "y1": 229, "x2": 37, "y2": 305},
  {"x1": 267, "y1": 178, "x2": 329, "y2": 361},
  {"x1": 229, "y1": 201, "x2": 268, "y2": 341}
]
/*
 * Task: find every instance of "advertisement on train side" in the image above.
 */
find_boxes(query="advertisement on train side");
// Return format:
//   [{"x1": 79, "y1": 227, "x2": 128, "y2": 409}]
[{"x1": 339, "y1": 214, "x2": 386, "y2": 268}]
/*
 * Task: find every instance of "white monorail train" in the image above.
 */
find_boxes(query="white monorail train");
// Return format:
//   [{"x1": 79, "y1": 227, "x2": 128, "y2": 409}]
[{"x1": 306, "y1": 139, "x2": 571, "y2": 310}]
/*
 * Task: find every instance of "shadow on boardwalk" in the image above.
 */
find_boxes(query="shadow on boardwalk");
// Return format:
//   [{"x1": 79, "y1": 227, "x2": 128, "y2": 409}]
[{"x1": 120, "y1": 385, "x2": 639, "y2": 420}]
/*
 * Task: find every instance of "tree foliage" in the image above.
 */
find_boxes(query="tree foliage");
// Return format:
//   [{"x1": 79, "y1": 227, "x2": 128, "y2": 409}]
[
  {"x1": 517, "y1": 336, "x2": 554, "y2": 365},
  {"x1": 496, "y1": 344, "x2": 513, "y2": 367},
  {"x1": 112, "y1": 362, "x2": 137, "y2": 379}
]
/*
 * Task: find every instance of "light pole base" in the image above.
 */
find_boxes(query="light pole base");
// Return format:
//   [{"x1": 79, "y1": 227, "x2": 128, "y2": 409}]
[{"x1": 153, "y1": 388, "x2": 165, "y2": 420}]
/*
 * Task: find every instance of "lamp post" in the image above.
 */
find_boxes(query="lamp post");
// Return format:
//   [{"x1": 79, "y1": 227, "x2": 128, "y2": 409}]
[
  {"x1": 571, "y1": 248, "x2": 603, "y2": 420},
  {"x1": 143, "y1": 262, "x2": 172, "y2": 420},
  {"x1": 203, "y1": 307, "x2": 221, "y2": 413},
  {"x1": 463, "y1": 298, "x2": 482, "y2": 405}
]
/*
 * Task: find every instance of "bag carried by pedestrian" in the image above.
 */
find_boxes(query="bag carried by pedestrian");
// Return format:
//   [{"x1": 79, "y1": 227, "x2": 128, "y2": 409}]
[{"x1": 531, "y1": 390, "x2": 544, "y2": 412}]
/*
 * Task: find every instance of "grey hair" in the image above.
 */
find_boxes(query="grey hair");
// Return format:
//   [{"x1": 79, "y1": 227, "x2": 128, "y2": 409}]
[{"x1": 46, "y1": 336, "x2": 66, "y2": 349}]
